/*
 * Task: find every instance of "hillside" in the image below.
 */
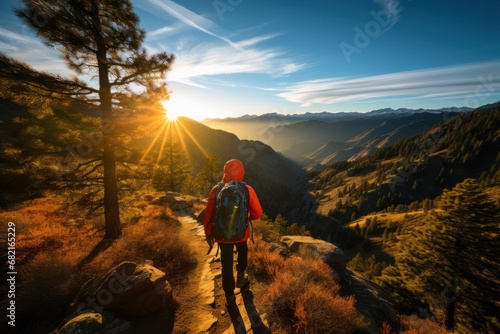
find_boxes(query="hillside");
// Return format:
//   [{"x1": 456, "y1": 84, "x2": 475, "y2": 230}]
[
  {"x1": 303, "y1": 105, "x2": 500, "y2": 333},
  {"x1": 0, "y1": 99, "x2": 305, "y2": 219},
  {"x1": 152, "y1": 116, "x2": 307, "y2": 218},
  {"x1": 305, "y1": 106, "x2": 500, "y2": 240},
  {"x1": 203, "y1": 108, "x2": 470, "y2": 170}
]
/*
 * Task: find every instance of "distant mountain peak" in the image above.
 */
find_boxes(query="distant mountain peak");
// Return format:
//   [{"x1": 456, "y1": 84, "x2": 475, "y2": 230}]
[{"x1": 203, "y1": 106, "x2": 473, "y2": 123}]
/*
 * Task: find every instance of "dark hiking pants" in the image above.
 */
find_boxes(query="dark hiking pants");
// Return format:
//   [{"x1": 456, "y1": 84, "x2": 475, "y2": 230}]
[{"x1": 219, "y1": 240, "x2": 248, "y2": 297}]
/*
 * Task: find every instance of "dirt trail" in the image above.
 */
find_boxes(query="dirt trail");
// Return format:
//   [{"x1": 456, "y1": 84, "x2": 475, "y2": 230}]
[
  {"x1": 172, "y1": 212, "x2": 270, "y2": 334},
  {"x1": 172, "y1": 214, "x2": 217, "y2": 333}
]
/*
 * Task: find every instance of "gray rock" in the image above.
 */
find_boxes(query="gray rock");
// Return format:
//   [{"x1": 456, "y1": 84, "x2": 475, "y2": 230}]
[
  {"x1": 93, "y1": 262, "x2": 173, "y2": 317},
  {"x1": 280, "y1": 235, "x2": 346, "y2": 276},
  {"x1": 342, "y1": 269, "x2": 400, "y2": 332},
  {"x1": 57, "y1": 312, "x2": 102, "y2": 334},
  {"x1": 268, "y1": 242, "x2": 289, "y2": 257}
]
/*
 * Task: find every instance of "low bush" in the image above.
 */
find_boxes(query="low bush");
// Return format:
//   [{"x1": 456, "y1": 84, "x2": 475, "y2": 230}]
[
  {"x1": 248, "y1": 235, "x2": 284, "y2": 281},
  {"x1": 86, "y1": 217, "x2": 196, "y2": 279},
  {"x1": 249, "y1": 236, "x2": 367, "y2": 334},
  {"x1": 400, "y1": 315, "x2": 452, "y2": 334},
  {"x1": 15, "y1": 253, "x2": 80, "y2": 333},
  {"x1": 0, "y1": 195, "x2": 195, "y2": 333}
]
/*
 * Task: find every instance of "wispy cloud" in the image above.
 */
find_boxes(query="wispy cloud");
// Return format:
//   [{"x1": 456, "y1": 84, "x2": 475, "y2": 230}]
[
  {"x1": 0, "y1": 28, "x2": 67, "y2": 74},
  {"x1": 277, "y1": 61, "x2": 500, "y2": 106},
  {"x1": 138, "y1": 1, "x2": 305, "y2": 87},
  {"x1": 0, "y1": 27, "x2": 39, "y2": 45},
  {"x1": 147, "y1": 23, "x2": 185, "y2": 41},
  {"x1": 146, "y1": 0, "x2": 241, "y2": 50},
  {"x1": 168, "y1": 39, "x2": 305, "y2": 87}
]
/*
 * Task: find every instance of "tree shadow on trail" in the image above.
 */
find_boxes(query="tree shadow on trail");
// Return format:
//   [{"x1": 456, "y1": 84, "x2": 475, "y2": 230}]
[{"x1": 76, "y1": 238, "x2": 114, "y2": 269}]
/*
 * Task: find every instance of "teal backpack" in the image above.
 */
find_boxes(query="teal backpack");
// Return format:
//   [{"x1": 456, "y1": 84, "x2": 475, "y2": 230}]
[{"x1": 212, "y1": 180, "x2": 249, "y2": 242}]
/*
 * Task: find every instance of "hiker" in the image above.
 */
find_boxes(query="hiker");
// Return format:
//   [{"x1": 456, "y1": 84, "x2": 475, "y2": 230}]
[{"x1": 204, "y1": 159, "x2": 263, "y2": 308}]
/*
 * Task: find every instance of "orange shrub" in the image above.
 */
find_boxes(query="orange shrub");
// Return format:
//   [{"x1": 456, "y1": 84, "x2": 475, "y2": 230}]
[
  {"x1": 86, "y1": 214, "x2": 196, "y2": 280},
  {"x1": 252, "y1": 236, "x2": 367, "y2": 333},
  {"x1": 400, "y1": 315, "x2": 452, "y2": 334},
  {"x1": 295, "y1": 284, "x2": 363, "y2": 334},
  {"x1": 248, "y1": 236, "x2": 284, "y2": 281}
]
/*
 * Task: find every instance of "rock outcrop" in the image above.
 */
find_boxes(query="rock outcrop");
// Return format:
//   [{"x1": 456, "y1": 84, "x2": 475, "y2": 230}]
[
  {"x1": 57, "y1": 313, "x2": 103, "y2": 333},
  {"x1": 58, "y1": 262, "x2": 175, "y2": 334},
  {"x1": 341, "y1": 269, "x2": 400, "y2": 332},
  {"x1": 93, "y1": 262, "x2": 173, "y2": 317},
  {"x1": 280, "y1": 235, "x2": 346, "y2": 278},
  {"x1": 280, "y1": 236, "x2": 400, "y2": 331}
]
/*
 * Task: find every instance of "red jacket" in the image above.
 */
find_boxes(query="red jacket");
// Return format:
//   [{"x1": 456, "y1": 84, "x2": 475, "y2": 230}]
[{"x1": 204, "y1": 159, "x2": 263, "y2": 243}]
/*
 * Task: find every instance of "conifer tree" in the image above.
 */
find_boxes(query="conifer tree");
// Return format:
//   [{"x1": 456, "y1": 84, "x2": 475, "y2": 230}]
[
  {"x1": 196, "y1": 153, "x2": 221, "y2": 196},
  {"x1": 14, "y1": 0, "x2": 174, "y2": 238},
  {"x1": 151, "y1": 143, "x2": 191, "y2": 192},
  {"x1": 394, "y1": 178, "x2": 499, "y2": 333}
]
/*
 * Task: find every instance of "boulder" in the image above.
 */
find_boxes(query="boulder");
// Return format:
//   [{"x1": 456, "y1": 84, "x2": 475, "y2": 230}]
[
  {"x1": 57, "y1": 313, "x2": 103, "y2": 334},
  {"x1": 93, "y1": 262, "x2": 173, "y2": 317},
  {"x1": 280, "y1": 235, "x2": 346, "y2": 276},
  {"x1": 164, "y1": 192, "x2": 194, "y2": 213},
  {"x1": 268, "y1": 242, "x2": 289, "y2": 257},
  {"x1": 341, "y1": 269, "x2": 400, "y2": 332}
]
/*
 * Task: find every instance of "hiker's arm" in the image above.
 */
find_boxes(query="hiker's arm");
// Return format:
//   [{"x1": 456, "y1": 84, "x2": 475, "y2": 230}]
[
  {"x1": 247, "y1": 185, "x2": 263, "y2": 220},
  {"x1": 204, "y1": 186, "x2": 217, "y2": 236}
]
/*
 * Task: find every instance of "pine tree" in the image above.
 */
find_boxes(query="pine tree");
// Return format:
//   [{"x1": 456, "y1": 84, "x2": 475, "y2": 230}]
[
  {"x1": 151, "y1": 143, "x2": 191, "y2": 192},
  {"x1": 273, "y1": 214, "x2": 288, "y2": 235},
  {"x1": 14, "y1": 0, "x2": 174, "y2": 238},
  {"x1": 395, "y1": 179, "x2": 499, "y2": 333},
  {"x1": 196, "y1": 153, "x2": 221, "y2": 196}
]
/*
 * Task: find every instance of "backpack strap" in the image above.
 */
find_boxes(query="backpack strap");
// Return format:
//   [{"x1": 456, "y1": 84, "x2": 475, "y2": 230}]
[
  {"x1": 209, "y1": 182, "x2": 225, "y2": 226},
  {"x1": 241, "y1": 183, "x2": 255, "y2": 244}
]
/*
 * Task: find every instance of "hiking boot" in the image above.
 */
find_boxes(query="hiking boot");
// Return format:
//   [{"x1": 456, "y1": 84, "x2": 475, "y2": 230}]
[
  {"x1": 225, "y1": 294, "x2": 236, "y2": 308},
  {"x1": 236, "y1": 272, "x2": 250, "y2": 288}
]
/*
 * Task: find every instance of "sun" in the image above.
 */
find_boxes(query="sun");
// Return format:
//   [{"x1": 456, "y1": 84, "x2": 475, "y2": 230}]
[
  {"x1": 165, "y1": 108, "x2": 181, "y2": 121},
  {"x1": 160, "y1": 93, "x2": 208, "y2": 122}
]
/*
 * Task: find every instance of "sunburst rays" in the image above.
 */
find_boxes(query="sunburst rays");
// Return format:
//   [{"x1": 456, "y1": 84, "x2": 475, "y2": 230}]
[{"x1": 139, "y1": 113, "x2": 209, "y2": 177}]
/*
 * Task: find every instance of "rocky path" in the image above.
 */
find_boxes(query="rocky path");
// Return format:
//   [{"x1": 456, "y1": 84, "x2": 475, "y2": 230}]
[
  {"x1": 173, "y1": 212, "x2": 270, "y2": 334},
  {"x1": 172, "y1": 214, "x2": 218, "y2": 333}
]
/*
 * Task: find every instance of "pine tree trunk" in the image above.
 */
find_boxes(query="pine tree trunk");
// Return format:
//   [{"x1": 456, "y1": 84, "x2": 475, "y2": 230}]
[
  {"x1": 103, "y1": 134, "x2": 121, "y2": 239},
  {"x1": 93, "y1": 2, "x2": 121, "y2": 239},
  {"x1": 100, "y1": 82, "x2": 121, "y2": 239},
  {"x1": 445, "y1": 299, "x2": 455, "y2": 332},
  {"x1": 444, "y1": 278, "x2": 456, "y2": 332}
]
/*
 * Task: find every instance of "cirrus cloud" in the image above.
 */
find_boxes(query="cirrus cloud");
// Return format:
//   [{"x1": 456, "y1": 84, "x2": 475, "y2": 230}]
[{"x1": 277, "y1": 61, "x2": 500, "y2": 106}]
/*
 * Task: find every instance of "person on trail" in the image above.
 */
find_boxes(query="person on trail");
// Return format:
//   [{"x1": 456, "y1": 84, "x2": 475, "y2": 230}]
[{"x1": 204, "y1": 159, "x2": 263, "y2": 308}]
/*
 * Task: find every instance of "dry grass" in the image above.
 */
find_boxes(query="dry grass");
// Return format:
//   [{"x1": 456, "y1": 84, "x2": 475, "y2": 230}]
[
  {"x1": 85, "y1": 215, "x2": 195, "y2": 280},
  {"x1": 249, "y1": 235, "x2": 367, "y2": 334},
  {"x1": 0, "y1": 194, "x2": 195, "y2": 333},
  {"x1": 400, "y1": 315, "x2": 452, "y2": 334},
  {"x1": 248, "y1": 235, "x2": 284, "y2": 281},
  {"x1": 295, "y1": 285, "x2": 360, "y2": 334}
]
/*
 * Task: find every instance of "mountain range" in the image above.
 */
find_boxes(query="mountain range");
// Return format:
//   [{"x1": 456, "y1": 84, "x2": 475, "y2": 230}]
[{"x1": 203, "y1": 107, "x2": 473, "y2": 171}]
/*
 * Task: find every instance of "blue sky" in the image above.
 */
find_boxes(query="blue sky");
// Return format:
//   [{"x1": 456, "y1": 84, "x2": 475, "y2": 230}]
[{"x1": 1, "y1": 0, "x2": 499, "y2": 121}]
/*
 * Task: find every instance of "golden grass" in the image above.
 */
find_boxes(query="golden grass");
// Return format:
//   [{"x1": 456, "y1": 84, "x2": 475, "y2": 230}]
[
  {"x1": 249, "y1": 235, "x2": 367, "y2": 334},
  {"x1": 400, "y1": 315, "x2": 452, "y2": 334},
  {"x1": 295, "y1": 285, "x2": 360, "y2": 334},
  {"x1": 85, "y1": 217, "x2": 195, "y2": 279},
  {"x1": 1, "y1": 194, "x2": 195, "y2": 333}
]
